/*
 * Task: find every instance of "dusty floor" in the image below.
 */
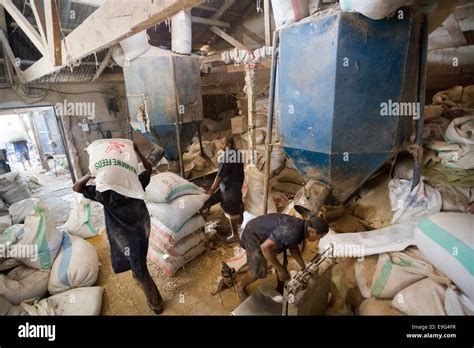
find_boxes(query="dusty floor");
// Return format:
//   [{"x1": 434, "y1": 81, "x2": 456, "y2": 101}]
[{"x1": 27, "y1": 168, "x2": 321, "y2": 315}]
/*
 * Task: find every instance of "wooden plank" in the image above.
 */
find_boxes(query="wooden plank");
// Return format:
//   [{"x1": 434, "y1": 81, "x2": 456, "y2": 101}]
[
  {"x1": 195, "y1": 4, "x2": 241, "y2": 17},
  {"x1": 264, "y1": 0, "x2": 271, "y2": 47},
  {"x1": 30, "y1": 0, "x2": 48, "y2": 47},
  {"x1": 209, "y1": 26, "x2": 250, "y2": 51},
  {"x1": 194, "y1": 0, "x2": 235, "y2": 41},
  {"x1": 44, "y1": 0, "x2": 62, "y2": 66},
  {"x1": 21, "y1": 0, "x2": 203, "y2": 82},
  {"x1": 443, "y1": 13, "x2": 467, "y2": 47},
  {"x1": 1, "y1": 0, "x2": 48, "y2": 56},
  {"x1": 210, "y1": 57, "x2": 271, "y2": 73},
  {"x1": 191, "y1": 16, "x2": 230, "y2": 28},
  {"x1": 0, "y1": 29, "x2": 25, "y2": 82},
  {"x1": 22, "y1": 55, "x2": 59, "y2": 82},
  {"x1": 92, "y1": 47, "x2": 111, "y2": 81}
]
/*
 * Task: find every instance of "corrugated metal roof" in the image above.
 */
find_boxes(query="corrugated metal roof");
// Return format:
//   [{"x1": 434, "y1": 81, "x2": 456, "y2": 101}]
[{"x1": 2, "y1": 0, "x2": 254, "y2": 83}]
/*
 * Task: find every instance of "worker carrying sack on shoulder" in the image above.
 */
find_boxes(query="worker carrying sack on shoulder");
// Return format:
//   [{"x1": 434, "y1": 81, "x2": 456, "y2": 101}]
[
  {"x1": 48, "y1": 233, "x2": 99, "y2": 295},
  {"x1": 87, "y1": 138, "x2": 144, "y2": 200},
  {"x1": 61, "y1": 194, "x2": 99, "y2": 239}
]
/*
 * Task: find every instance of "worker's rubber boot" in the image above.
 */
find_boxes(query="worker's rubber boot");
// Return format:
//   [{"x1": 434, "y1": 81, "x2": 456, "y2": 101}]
[{"x1": 135, "y1": 272, "x2": 164, "y2": 314}]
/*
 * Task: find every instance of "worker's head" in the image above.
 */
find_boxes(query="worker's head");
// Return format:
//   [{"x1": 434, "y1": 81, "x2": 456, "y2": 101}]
[
  {"x1": 220, "y1": 136, "x2": 235, "y2": 150},
  {"x1": 306, "y1": 216, "x2": 329, "y2": 242}
]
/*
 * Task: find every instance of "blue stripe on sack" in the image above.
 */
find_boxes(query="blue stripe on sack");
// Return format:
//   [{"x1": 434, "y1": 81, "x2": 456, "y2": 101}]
[
  {"x1": 57, "y1": 233, "x2": 73, "y2": 286},
  {"x1": 418, "y1": 218, "x2": 474, "y2": 276}
]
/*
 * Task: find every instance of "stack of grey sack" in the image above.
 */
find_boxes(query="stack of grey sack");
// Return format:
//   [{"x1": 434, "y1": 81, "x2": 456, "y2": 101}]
[
  {"x1": 0, "y1": 173, "x2": 32, "y2": 205},
  {"x1": 145, "y1": 172, "x2": 209, "y2": 276}
]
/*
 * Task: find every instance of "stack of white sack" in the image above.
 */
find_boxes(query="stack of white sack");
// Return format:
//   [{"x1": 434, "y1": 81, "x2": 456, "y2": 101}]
[
  {"x1": 145, "y1": 173, "x2": 209, "y2": 276},
  {"x1": 334, "y1": 212, "x2": 473, "y2": 316},
  {"x1": 0, "y1": 199, "x2": 102, "y2": 314}
]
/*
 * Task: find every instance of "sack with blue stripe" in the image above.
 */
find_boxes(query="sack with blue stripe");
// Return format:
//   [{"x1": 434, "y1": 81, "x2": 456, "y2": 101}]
[
  {"x1": 48, "y1": 233, "x2": 99, "y2": 295},
  {"x1": 15, "y1": 202, "x2": 63, "y2": 270},
  {"x1": 61, "y1": 194, "x2": 99, "y2": 239},
  {"x1": 415, "y1": 212, "x2": 474, "y2": 301}
]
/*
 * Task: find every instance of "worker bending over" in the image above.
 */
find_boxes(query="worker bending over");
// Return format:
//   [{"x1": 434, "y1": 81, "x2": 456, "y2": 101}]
[
  {"x1": 73, "y1": 142, "x2": 164, "y2": 314},
  {"x1": 237, "y1": 213, "x2": 329, "y2": 299},
  {"x1": 207, "y1": 136, "x2": 244, "y2": 242}
]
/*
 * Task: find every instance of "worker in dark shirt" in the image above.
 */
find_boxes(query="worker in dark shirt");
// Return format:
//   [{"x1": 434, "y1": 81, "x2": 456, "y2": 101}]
[
  {"x1": 207, "y1": 136, "x2": 245, "y2": 242},
  {"x1": 73, "y1": 142, "x2": 164, "y2": 314},
  {"x1": 237, "y1": 213, "x2": 329, "y2": 299}
]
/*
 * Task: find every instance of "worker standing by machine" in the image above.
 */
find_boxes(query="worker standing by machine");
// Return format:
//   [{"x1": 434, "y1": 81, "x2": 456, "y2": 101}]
[
  {"x1": 207, "y1": 136, "x2": 245, "y2": 243},
  {"x1": 236, "y1": 213, "x2": 329, "y2": 299},
  {"x1": 73, "y1": 142, "x2": 164, "y2": 314}
]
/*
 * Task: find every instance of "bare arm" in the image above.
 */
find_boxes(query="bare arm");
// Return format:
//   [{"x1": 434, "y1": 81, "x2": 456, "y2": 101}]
[
  {"x1": 289, "y1": 245, "x2": 305, "y2": 270},
  {"x1": 261, "y1": 239, "x2": 289, "y2": 281},
  {"x1": 134, "y1": 142, "x2": 152, "y2": 175},
  {"x1": 207, "y1": 176, "x2": 222, "y2": 195},
  {"x1": 73, "y1": 173, "x2": 93, "y2": 193}
]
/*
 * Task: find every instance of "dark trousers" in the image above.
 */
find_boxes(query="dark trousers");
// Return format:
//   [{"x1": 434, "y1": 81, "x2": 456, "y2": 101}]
[{"x1": 133, "y1": 268, "x2": 163, "y2": 307}]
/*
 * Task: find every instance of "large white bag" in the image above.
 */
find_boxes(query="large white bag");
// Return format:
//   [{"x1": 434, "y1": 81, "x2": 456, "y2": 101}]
[
  {"x1": 0, "y1": 265, "x2": 50, "y2": 305},
  {"x1": 87, "y1": 139, "x2": 144, "y2": 200},
  {"x1": 17, "y1": 202, "x2": 63, "y2": 269},
  {"x1": 145, "y1": 172, "x2": 204, "y2": 203},
  {"x1": 9, "y1": 198, "x2": 40, "y2": 224},
  {"x1": 150, "y1": 215, "x2": 205, "y2": 245},
  {"x1": 146, "y1": 193, "x2": 209, "y2": 231},
  {"x1": 389, "y1": 178, "x2": 442, "y2": 224},
  {"x1": 22, "y1": 286, "x2": 104, "y2": 315},
  {"x1": 415, "y1": 212, "x2": 474, "y2": 301},
  {"x1": 319, "y1": 222, "x2": 416, "y2": 257},
  {"x1": 48, "y1": 233, "x2": 99, "y2": 295},
  {"x1": 61, "y1": 194, "x2": 98, "y2": 239}
]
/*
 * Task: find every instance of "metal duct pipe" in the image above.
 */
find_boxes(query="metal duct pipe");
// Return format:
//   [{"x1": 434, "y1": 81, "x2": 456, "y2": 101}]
[
  {"x1": 412, "y1": 14, "x2": 428, "y2": 189},
  {"x1": 172, "y1": 10, "x2": 192, "y2": 55},
  {"x1": 263, "y1": 29, "x2": 280, "y2": 215}
]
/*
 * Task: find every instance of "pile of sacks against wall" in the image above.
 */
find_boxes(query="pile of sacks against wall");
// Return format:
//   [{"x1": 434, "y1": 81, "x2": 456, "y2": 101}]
[
  {"x1": 327, "y1": 212, "x2": 473, "y2": 316},
  {"x1": 145, "y1": 172, "x2": 209, "y2": 276},
  {"x1": 0, "y1": 198, "x2": 102, "y2": 315}
]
